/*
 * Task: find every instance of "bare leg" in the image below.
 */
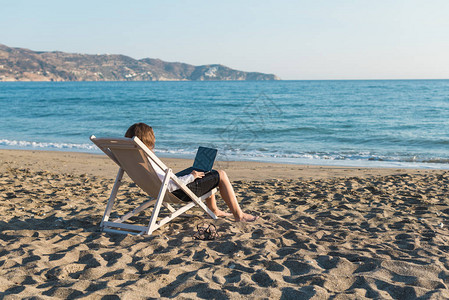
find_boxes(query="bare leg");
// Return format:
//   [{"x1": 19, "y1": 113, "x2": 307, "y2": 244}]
[
  {"x1": 206, "y1": 194, "x2": 232, "y2": 217},
  {"x1": 215, "y1": 170, "x2": 258, "y2": 222}
]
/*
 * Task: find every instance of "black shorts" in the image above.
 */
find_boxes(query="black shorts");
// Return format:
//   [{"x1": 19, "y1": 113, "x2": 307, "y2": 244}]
[{"x1": 172, "y1": 170, "x2": 220, "y2": 202}]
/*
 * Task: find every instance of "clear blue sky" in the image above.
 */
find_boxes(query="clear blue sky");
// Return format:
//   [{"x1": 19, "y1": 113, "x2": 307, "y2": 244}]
[{"x1": 1, "y1": 0, "x2": 448, "y2": 80}]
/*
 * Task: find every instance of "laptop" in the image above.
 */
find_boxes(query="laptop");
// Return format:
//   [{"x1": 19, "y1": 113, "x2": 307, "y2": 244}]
[{"x1": 176, "y1": 146, "x2": 218, "y2": 177}]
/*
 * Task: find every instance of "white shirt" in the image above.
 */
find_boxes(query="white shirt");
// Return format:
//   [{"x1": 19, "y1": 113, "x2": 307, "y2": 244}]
[{"x1": 149, "y1": 158, "x2": 195, "y2": 192}]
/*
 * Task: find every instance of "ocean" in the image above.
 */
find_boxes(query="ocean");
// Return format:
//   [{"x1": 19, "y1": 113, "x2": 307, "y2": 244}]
[{"x1": 1, "y1": 80, "x2": 448, "y2": 169}]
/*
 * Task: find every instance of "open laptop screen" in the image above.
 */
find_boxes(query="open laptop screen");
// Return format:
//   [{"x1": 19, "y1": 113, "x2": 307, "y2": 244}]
[{"x1": 192, "y1": 146, "x2": 217, "y2": 171}]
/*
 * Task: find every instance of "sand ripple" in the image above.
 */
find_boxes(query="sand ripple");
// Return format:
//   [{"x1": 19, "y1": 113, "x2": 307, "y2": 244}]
[{"x1": 1, "y1": 168, "x2": 449, "y2": 298}]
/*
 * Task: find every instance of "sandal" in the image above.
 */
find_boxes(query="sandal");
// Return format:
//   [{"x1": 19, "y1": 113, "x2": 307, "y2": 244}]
[{"x1": 193, "y1": 222, "x2": 219, "y2": 240}]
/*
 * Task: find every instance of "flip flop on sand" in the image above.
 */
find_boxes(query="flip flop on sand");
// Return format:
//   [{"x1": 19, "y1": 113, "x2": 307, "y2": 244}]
[{"x1": 193, "y1": 222, "x2": 219, "y2": 240}]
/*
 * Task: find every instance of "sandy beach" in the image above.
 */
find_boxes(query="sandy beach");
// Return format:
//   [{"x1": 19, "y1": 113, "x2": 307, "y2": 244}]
[{"x1": 1, "y1": 149, "x2": 449, "y2": 299}]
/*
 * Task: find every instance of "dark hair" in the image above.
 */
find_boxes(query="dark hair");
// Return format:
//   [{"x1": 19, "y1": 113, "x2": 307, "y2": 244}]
[{"x1": 125, "y1": 123, "x2": 155, "y2": 150}]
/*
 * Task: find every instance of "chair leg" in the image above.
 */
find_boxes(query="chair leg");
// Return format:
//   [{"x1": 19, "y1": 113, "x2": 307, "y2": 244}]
[
  {"x1": 101, "y1": 168, "x2": 124, "y2": 228},
  {"x1": 146, "y1": 168, "x2": 172, "y2": 235}
]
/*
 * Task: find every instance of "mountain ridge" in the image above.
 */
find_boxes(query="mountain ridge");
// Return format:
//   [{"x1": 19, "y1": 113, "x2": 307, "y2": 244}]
[{"x1": 0, "y1": 44, "x2": 280, "y2": 81}]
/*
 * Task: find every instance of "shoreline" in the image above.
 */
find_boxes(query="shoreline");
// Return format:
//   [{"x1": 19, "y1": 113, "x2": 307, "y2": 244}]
[{"x1": 0, "y1": 148, "x2": 445, "y2": 181}]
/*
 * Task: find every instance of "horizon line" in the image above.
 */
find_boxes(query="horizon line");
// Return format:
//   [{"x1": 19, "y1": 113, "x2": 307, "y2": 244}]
[{"x1": 1, "y1": 78, "x2": 448, "y2": 83}]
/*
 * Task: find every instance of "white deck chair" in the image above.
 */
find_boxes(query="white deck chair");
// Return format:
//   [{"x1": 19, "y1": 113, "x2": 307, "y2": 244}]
[{"x1": 90, "y1": 136, "x2": 217, "y2": 235}]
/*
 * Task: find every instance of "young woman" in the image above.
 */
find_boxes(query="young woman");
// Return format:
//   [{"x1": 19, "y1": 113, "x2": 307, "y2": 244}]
[{"x1": 125, "y1": 122, "x2": 258, "y2": 222}]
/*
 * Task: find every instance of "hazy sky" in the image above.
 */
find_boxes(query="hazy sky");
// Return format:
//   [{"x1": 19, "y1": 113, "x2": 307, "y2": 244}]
[{"x1": 1, "y1": 0, "x2": 448, "y2": 80}]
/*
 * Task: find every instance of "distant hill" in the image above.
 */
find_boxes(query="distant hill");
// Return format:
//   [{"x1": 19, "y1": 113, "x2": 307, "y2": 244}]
[{"x1": 0, "y1": 44, "x2": 280, "y2": 81}]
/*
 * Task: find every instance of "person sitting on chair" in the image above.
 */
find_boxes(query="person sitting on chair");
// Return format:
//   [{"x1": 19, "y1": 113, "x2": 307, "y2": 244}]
[{"x1": 125, "y1": 122, "x2": 259, "y2": 222}]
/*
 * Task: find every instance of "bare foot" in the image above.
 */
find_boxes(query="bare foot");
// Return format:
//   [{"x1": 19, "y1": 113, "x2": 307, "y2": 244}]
[
  {"x1": 235, "y1": 213, "x2": 259, "y2": 222},
  {"x1": 212, "y1": 209, "x2": 233, "y2": 218}
]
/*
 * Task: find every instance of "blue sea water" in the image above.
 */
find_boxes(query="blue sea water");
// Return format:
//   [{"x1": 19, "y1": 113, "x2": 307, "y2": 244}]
[{"x1": 0, "y1": 80, "x2": 448, "y2": 169}]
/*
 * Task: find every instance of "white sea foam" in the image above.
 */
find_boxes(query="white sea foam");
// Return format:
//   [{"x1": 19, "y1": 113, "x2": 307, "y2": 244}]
[
  {"x1": 1, "y1": 139, "x2": 448, "y2": 169},
  {"x1": 0, "y1": 139, "x2": 98, "y2": 151},
  {"x1": 155, "y1": 147, "x2": 449, "y2": 169}
]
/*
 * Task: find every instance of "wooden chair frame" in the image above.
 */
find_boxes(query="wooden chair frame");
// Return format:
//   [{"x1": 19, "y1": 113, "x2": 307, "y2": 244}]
[{"x1": 90, "y1": 136, "x2": 217, "y2": 235}]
